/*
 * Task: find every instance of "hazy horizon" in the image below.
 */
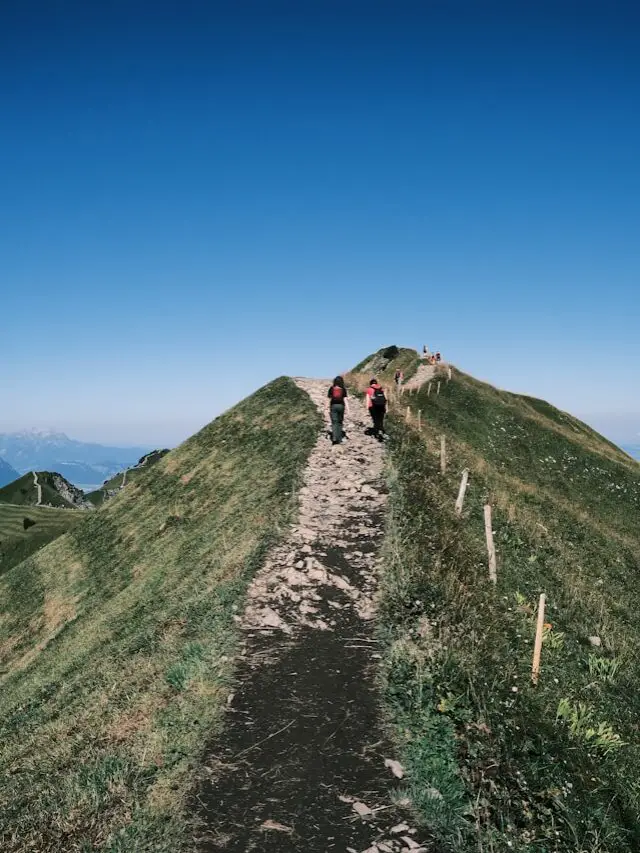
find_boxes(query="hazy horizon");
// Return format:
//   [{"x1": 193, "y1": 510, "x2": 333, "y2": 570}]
[{"x1": 1, "y1": 354, "x2": 638, "y2": 452}]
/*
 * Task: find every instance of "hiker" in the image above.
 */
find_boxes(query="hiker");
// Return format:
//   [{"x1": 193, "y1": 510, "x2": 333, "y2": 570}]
[
  {"x1": 327, "y1": 375, "x2": 350, "y2": 445},
  {"x1": 422, "y1": 344, "x2": 429, "y2": 357},
  {"x1": 394, "y1": 369, "x2": 403, "y2": 386},
  {"x1": 435, "y1": 351, "x2": 441, "y2": 363},
  {"x1": 365, "y1": 378, "x2": 387, "y2": 441}
]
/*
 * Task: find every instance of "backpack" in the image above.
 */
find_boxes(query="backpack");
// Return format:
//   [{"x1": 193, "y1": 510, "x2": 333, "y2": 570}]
[
  {"x1": 331, "y1": 385, "x2": 345, "y2": 402},
  {"x1": 371, "y1": 386, "x2": 386, "y2": 407}
]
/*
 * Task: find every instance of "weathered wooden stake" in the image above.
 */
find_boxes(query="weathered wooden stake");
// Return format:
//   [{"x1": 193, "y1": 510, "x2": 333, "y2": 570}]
[
  {"x1": 455, "y1": 469, "x2": 469, "y2": 516},
  {"x1": 406, "y1": 406, "x2": 411, "y2": 422},
  {"x1": 448, "y1": 366, "x2": 453, "y2": 381},
  {"x1": 531, "y1": 593, "x2": 547, "y2": 685},
  {"x1": 417, "y1": 411, "x2": 421, "y2": 430},
  {"x1": 427, "y1": 382, "x2": 432, "y2": 396},
  {"x1": 484, "y1": 504, "x2": 497, "y2": 583},
  {"x1": 440, "y1": 435, "x2": 446, "y2": 474},
  {"x1": 437, "y1": 381, "x2": 441, "y2": 395}
]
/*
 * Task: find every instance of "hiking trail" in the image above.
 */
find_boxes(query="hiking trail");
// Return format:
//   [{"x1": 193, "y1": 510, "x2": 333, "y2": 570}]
[
  {"x1": 403, "y1": 362, "x2": 436, "y2": 391},
  {"x1": 32, "y1": 471, "x2": 42, "y2": 506},
  {"x1": 195, "y1": 379, "x2": 432, "y2": 852}
]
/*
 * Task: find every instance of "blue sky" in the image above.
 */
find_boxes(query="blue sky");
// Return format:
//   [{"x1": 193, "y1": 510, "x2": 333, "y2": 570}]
[{"x1": 1, "y1": 0, "x2": 638, "y2": 447}]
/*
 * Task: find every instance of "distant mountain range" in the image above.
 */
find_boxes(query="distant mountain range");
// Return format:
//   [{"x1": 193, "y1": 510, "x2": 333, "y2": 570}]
[
  {"x1": 0, "y1": 429, "x2": 152, "y2": 490},
  {"x1": 0, "y1": 457, "x2": 20, "y2": 488}
]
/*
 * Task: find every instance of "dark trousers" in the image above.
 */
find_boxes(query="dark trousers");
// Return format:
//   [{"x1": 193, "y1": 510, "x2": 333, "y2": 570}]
[
  {"x1": 370, "y1": 405, "x2": 385, "y2": 436},
  {"x1": 330, "y1": 403, "x2": 345, "y2": 443}
]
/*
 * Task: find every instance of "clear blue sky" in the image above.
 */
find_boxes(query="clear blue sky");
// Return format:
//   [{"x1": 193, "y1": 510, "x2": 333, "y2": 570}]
[{"x1": 1, "y1": 0, "x2": 638, "y2": 446}]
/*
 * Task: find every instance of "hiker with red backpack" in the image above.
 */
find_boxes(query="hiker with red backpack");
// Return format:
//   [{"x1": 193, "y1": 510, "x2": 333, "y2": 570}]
[
  {"x1": 365, "y1": 378, "x2": 387, "y2": 442},
  {"x1": 327, "y1": 376, "x2": 350, "y2": 445}
]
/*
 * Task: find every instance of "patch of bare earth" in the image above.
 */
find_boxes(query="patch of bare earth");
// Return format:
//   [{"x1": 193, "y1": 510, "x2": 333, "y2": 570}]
[{"x1": 194, "y1": 380, "x2": 434, "y2": 853}]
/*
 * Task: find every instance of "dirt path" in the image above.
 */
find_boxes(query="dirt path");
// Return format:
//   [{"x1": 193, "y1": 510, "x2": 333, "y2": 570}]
[
  {"x1": 32, "y1": 471, "x2": 42, "y2": 506},
  {"x1": 195, "y1": 380, "x2": 431, "y2": 852}
]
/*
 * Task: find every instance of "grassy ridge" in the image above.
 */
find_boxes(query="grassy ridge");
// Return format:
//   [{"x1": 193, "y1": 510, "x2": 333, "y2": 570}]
[
  {"x1": 86, "y1": 451, "x2": 170, "y2": 507},
  {"x1": 352, "y1": 345, "x2": 421, "y2": 382},
  {"x1": 0, "y1": 377, "x2": 321, "y2": 853},
  {"x1": 0, "y1": 503, "x2": 81, "y2": 577},
  {"x1": 0, "y1": 472, "x2": 76, "y2": 508},
  {"x1": 372, "y1": 364, "x2": 640, "y2": 852}
]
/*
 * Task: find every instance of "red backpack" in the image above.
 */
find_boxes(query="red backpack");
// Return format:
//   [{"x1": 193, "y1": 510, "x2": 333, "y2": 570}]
[{"x1": 331, "y1": 385, "x2": 345, "y2": 402}]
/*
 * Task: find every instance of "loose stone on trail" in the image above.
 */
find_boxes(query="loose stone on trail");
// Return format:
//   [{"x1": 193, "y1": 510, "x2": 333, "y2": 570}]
[
  {"x1": 195, "y1": 379, "x2": 431, "y2": 852},
  {"x1": 384, "y1": 758, "x2": 406, "y2": 779}
]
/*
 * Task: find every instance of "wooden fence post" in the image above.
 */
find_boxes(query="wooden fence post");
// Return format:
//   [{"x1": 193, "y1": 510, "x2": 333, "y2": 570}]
[
  {"x1": 440, "y1": 435, "x2": 446, "y2": 474},
  {"x1": 427, "y1": 382, "x2": 432, "y2": 396},
  {"x1": 406, "y1": 406, "x2": 411, "y2": 422},
  {"x1": 417, "y1": 410, "x2": 421, "y2": 430},
  {"x1": 532, "y1": 594, "x2": 547, "y2": 685},
  {"x1": 455, "y1": 469, "x2": 469, "y2": 516},
  {"x1": 448, "y1": 366, "x2": 453, "y2": 381},
  {"x1": 484, "y1": 504, "x2": 497, "y2": 583},
  {"x1": 437, "y1": 381, "x2": 441, "y2": 395}
]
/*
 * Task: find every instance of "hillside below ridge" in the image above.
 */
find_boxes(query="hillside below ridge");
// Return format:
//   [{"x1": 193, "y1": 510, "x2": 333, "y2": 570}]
[
  {"x1": 349, "y1": 345, "x2": 640, "y2": 852},
  {"x1": 0, "y1": 376, "x2": 322, "y2": 852}
]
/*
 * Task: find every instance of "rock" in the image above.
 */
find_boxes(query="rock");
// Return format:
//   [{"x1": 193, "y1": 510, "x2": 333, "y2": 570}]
[
  {"x1": 260, "y1": 819, "x2": 292, "y2": 833},
  {"x1": 352, "y1": 801, "x2": 373, "y2": 817},
  {"x1": 425, "y1": 786, "x2": 443, "y2": 800},
  {"x1": 589, "y1": 635, "x2": 602, "y2": 647},
  {"x1": 384, "y1": 758, "x2": 405, "y2": 779}
]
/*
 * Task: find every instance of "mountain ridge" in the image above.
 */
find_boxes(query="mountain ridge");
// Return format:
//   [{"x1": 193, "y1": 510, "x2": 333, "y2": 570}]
[{"x1": 0, "y1": 354, "x2": 638, "y2": 852}]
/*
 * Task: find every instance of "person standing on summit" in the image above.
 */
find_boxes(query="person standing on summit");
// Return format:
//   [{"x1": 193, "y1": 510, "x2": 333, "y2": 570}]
[
  {"x1": 327, "y1": 376, "x2": 350, "y2": 445},
  {"x1": 365, "y1": 378, "x2": 387, "y2": 441}
]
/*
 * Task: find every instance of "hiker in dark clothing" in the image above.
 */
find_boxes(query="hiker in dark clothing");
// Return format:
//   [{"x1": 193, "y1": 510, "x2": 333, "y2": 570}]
[
  {"x1": 327, "y1": 376, "x2": 350, "y2": 445},
  {"x1": 365, "y1": 378, "x2": 386, "y2": 441}
]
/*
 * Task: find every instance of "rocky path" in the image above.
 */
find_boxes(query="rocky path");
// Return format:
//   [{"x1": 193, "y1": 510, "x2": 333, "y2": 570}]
[
  {"x1": 403, "y1": 362, "x2": 436, "y2": 391},
  {"x1": 195, "y1": 380, "x2": 431, "y2": 853},
  {"x1": 32, "y1": 471, "x2": 42, "y2": 506}
]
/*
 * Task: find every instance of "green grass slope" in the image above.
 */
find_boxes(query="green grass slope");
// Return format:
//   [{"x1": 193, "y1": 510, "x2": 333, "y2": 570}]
[
  {"x1": 0, "y1": 377, "x2": 321, "y2": 853},
  {"x1": 86, "y1": 450, "x2": 170, "y2": 507},
  {"x1": 0, "y1": 471, "x2": 77, "y2": 508},
  {"x1": 0, "y1": 504, "x2": 82, "y2": 577},
  {"x1": 366, "y1": 359, "x2": 640, "y2": 852}
]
